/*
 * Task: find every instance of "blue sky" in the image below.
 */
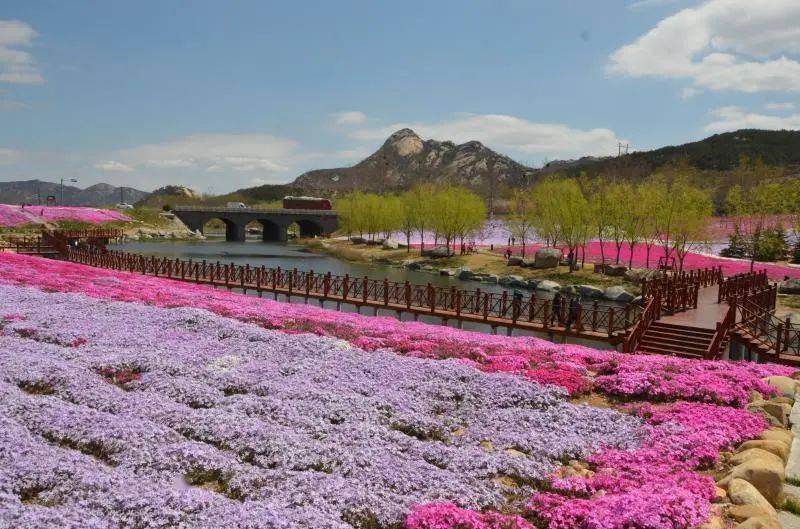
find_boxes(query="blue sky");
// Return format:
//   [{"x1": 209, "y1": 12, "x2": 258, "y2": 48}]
[{"x1": 1, "y1": 0, "x2": 799, "y2": 192}]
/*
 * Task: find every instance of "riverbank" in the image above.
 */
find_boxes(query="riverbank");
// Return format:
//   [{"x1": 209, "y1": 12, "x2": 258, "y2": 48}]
[{"x1": 298, "y1": 237, "x2": 643, "y2": 297}]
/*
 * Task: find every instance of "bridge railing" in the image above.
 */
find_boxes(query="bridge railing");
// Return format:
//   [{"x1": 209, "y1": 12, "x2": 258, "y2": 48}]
[
  {"x1": 66, "y1": 248, "x2": 643, "y2": 337},
  {"x1": 172, "y1": 205, "x2": 337, "y2": 215}
]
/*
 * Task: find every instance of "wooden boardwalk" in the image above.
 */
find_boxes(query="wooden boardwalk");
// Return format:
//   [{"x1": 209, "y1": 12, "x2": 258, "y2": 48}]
[
  {"x1": 12, "y1": 229, "x2": 797, "y2": 364},
  {"x1": 66, "y1": 248, "x2": 645, "y2": 345}
]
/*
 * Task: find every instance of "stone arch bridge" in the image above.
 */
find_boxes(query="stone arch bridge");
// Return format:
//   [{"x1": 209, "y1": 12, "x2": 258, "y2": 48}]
[{"x1": 172, "y1": 206, "x2": 338, "y2": 242}]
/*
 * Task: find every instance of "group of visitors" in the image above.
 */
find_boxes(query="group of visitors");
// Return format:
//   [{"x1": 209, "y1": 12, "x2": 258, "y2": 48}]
[{"x1": 551, "y1": 292, "x2": 582, "y2": 330}]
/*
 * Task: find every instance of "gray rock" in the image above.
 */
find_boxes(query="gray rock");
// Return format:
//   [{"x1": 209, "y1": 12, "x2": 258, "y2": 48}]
[
  {"x1": 499, "y1": 275, "x2": 524, "y2": 286},
  {"x1": 624, "y1": 268, "x2": 664, "y2": 285},
  {"x1": 561, "y1": 285, "x2": 578, "y2": 296},
  {"x1": 457, "y1": 268, "x2": 475, "y2": 280},
  {"x1": 507, "y1": 256, "x2": 524, "y2": 266},
  {"x1": 439, "y1": 268, "x2": 455, "y2": 276},
  {"x1": 536, "y1": 280, "x2": 562, "y2": 292},
  {"x1": 382, "y1": 238, "x2": 399, "y2": 249},
  {"x1": 526, "y1": 279, "x2": 541, "y2": 289},
  {"x1": 350, "y1": 236, "x2": 366, "y2": 244},
  {"x1": 780, "y1": 279, "x2": 800, "y2": 295},
  {"x1": 534, "y1": 248, "x2": 562, "y2": 269},
  {"x1": 632, "y1": 295, "x2": 644, "y2": 305},
  {"x1": 481, "y1": 274, "x2": 499, "y2": 285},
  {"x1": 576, "y1": 284, "x2": 604, "y2": 299},
  {"x1": 404, "y1": 260, "x2": 421, "y2": 270},
  {"x1": 521, "y1": 259, "x2": 537, "y2": 268},
  {"x1": 421, "y1": 246, "x2": 453, "y2": 258},
  {"x1": 604, "y1": 264, "x2": 629, "y2": 277},
  {"x1": 603, "y1": 286, "x2": 635, "y2": 302}
]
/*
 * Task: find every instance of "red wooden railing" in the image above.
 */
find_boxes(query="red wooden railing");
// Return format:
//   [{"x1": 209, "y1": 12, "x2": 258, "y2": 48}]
[
  {"x1": 66, "y1": 248, "x2": 644, "y2": 339},
  {"x1": 732, "y1": 285, "x2": 798, "y2": 358},
  {"x1": 718, "y1": 270, "x2": 769, "y2": 304},
  {"x1": 706, "y1": 298, "x2": 737, "y2": 359},
  {"x1": 622, "y1": 294, "x2": 661, "y2": 354}
]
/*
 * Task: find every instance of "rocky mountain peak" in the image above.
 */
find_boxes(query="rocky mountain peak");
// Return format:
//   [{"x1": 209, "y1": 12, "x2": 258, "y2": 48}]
[
  {"x1": 150, "y1": 185, "x2": 199, "y2": 198},
  {"x1": 383, "y1": 128, "x2": 424, "y2": 157}
]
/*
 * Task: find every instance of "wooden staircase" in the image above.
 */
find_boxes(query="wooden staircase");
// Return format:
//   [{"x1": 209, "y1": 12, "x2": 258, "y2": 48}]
[{"x1": 637, "y1": 321, "x2": 727, "y2": 359}]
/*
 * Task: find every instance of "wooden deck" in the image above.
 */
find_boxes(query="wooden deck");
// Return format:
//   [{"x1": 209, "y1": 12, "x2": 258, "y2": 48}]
[{"x1": 658, "y1": 285, "x2": 729, "y2": 331}]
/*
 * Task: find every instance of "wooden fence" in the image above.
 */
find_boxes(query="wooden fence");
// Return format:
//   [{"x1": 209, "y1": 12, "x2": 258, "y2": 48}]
[{"x1": 66, "y1": 248, "x2": 644, "y2": 339}]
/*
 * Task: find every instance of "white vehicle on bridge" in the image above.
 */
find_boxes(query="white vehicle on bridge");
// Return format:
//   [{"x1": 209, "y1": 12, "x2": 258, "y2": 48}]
[{"x1": 226, "y1": 202, "x2": 248, "y2": 209}]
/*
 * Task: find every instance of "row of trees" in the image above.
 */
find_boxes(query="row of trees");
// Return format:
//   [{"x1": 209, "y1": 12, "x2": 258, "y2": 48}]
[
  {"x1": 725, "y1": 178, "x2": 800, "y2": 267},
  {"x1": 336, "y1": 185, "x2": 487, "y2": 253},
  {"x1": 507, "y1": 172, "x2": 713, "y2": 272}
]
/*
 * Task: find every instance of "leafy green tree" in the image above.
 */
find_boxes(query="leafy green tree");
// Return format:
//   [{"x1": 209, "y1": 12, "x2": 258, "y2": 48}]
[
  {"x1": 507, "y1": 190, "x2": 536, "y2": 257},
  {"x1": 726, "y1": 179, "x2": 788, "y2": 270}
]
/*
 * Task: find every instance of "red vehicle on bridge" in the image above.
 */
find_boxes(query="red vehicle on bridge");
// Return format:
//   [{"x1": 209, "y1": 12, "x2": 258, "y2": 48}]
[{"x1": 282, "y1": 196, "x2": 332, "y2": 210}]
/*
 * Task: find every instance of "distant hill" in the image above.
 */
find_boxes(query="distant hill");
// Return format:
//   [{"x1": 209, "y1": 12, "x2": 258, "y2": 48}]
[
  {"x1": 544, "y1": 129, "x2": 800, "y2": 177},
  {"x1": 291, "y1": 128, "x2": 537, "y2": 205},
  {"x1": 0, "y1": 180, "x2": 148, "y2": 207},
  {"x1": 233, "y1": 129, "x2": 800, "y2": 210}
]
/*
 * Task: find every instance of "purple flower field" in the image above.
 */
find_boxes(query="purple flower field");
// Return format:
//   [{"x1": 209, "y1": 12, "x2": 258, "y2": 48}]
[{"x1": 0, "y1": 285, "x2": 642, "y2": 529}]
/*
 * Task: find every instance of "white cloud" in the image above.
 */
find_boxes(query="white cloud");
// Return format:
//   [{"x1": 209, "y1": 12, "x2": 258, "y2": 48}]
[
  {"x1": 680, "y1": 87, "x2": 701, "y2": 99},
  {"x1": 94, "y1": 160, "x2": 134, "y2": 172},
  {"x1": 107, "y1": 133, "x2": 300, "y2": 174},
  {"x1": 704, "y1": 106, "x2": 800, "y2": 133},
  {"x1": 609, "y1": 0, "x2": 800, "y2": 93},
  {"x1": 331, "y1": 111, "x2": 367, "y2": 126},
  {"x1": 349, "y1": 113, "x2": 627, "y2": 160},
  {"x1": 765, "y1": 102, "x2": 795, "y2": 111},
  {"x1": 0, "y1": 147, "x2": 21, "y2": 164},
  {"x1": 0, "y1": 20, "x2": 43, "y2": 85}
]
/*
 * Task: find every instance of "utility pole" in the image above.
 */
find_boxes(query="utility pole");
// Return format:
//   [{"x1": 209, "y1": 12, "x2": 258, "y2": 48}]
[
  {"x1": 617, "y1": 142, "x2": 630, "y2": 157},
  {"x1": 60, "y1": 178, "x2": 78, "y2": 205}
]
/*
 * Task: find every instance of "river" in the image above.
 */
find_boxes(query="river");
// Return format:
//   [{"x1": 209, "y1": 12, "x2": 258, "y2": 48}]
[{"x1": 110, "y1": 238, "x2": 618, "y2": 349}]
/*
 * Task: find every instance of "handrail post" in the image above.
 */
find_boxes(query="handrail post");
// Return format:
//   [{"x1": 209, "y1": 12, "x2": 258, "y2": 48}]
[{"x1": 608, "y1": 307, "x2": 615, "y2": 337}]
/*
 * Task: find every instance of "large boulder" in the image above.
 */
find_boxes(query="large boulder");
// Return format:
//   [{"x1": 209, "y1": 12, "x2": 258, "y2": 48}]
[
  {"x1": 521, "y1": 259, "x2": 537, "y2": 268},
  {"x1": 603, "y1": 264, "x2": 629, "y2": 277},
  {"x1": 536, "y1": 280, "x2": 562, "y2": 292},
  {"x1": 728, "y1": 478, "x2": 778, "y2": 518},
  {"x1": 507, "y1": 256, "x2": 524, "y2": 267},
  {"x1": 350, "y1": 236, "x2": 366, "y2": 244},
  {"x1": 759, "y1": 427, "x2": 793, "y2": 447},
  {"x1": 500, "y1": 275, "x2": 528, "y2": 288},
  {"x1": 421, "y1": 246, "x2": 453, "y2": 258},
  {"x1": 603, "y1": 286, "x2": 635, "y2": 303},
  {"x1": 737, "y1": 440, "x2": 790, "y2": 462},
  {"x1": 779, "y1": 278, "x2": 800, "y2": 295},
  {"x1": 763, "y1": 376, "x2": 798, "y2": 399},
  {"x1": 624, "y1": 268, "x2": 664, "y2": 285},
  {"x1": 534, "y1": 248, "x2": 562, "y2": 269},
  {"x1": 723, "y1": 457, "x2": 785, "y2": 505},
  {"x1": 382, "y1": 238, "x2": 399, "y2": 249},
  {"x1": 457, "y1": 268, "x2": 475, "y2": 281},
  {"x1": 730, "y1": 448, "x2": 784, "y2": 467},
  {"x1": 577, "y1": 285, "x2": 604, "y2": 299}
]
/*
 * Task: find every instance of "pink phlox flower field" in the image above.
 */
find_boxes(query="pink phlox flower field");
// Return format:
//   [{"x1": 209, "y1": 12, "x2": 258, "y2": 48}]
[
  {"x1": 0, "y1": 253, "x2": 794, "y2": 529},
  {"x1": 0, "y1": 204, "x2": 131, "y2": 226}
]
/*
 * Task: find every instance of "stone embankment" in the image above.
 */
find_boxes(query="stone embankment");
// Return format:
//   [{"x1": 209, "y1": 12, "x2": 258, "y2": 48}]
[{"x1": 711, "y1": 375, "x2": 800, "y2": 529}]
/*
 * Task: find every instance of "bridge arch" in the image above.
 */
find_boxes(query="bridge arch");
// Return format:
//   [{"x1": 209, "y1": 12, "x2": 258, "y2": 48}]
[
  {"x1": 201, "y1": 216, "x2": 245, "y2": 242},
  {"x1": 292, "y1": 218, "x2": 324, "y2": 238},
  {"x1": 257, "y1": 218, "x2": 287, "y2": 242}
]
